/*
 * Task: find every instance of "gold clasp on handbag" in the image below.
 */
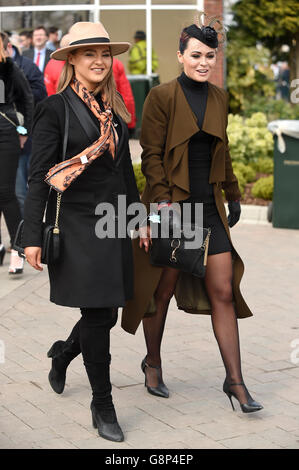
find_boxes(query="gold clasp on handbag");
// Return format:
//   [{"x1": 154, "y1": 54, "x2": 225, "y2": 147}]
[{"x1": 170, "y1": 239, "x2": 180, "y2": 263}]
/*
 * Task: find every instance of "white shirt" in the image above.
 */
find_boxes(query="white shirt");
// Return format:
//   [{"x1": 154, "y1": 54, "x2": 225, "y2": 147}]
[{"x1": 33, "y1": 47, "x2": 46, "y2": 72}]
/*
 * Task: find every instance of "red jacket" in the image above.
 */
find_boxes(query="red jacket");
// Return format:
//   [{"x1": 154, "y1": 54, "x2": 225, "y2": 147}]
[
  {"x1": 44, "y1": 59, "x2": 65, "y2": 97},
  {"x1": 44, "y1": 57, "x2": 136, "y2": 129},
  {"x1": 113, "y1": 58, "x2": 136, "y2": 130}
]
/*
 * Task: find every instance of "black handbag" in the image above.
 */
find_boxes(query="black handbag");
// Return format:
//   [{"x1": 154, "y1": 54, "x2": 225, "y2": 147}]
[
  {"x1": 13, "y1": 94, "x2": 69, "y2": 265},
  {"x1": 149, "y1": 222, "x2": 211, "y2": 278},
  {"x1": 13, "y1": 217, "x2": 61, "y2": 265}
]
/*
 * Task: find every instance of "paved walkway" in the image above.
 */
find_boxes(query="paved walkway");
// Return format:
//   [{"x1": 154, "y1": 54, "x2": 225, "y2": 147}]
[{"x1": 1, "y1": 218, "x2": 299, "y2": 449}]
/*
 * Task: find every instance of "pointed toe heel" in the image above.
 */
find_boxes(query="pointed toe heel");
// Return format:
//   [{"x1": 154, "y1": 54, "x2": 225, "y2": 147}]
[
  {"x1": 223, "y1": 380, "x2": 263, "y2": 413},
  {"x1": 141, "y1": 357, "x2": 169, "y2": 398}
]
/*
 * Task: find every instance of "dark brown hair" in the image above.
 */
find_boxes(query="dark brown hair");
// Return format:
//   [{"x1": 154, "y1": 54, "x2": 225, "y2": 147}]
[{"x1": 33, "y1": 26, "x2": 48, "y2": 36}]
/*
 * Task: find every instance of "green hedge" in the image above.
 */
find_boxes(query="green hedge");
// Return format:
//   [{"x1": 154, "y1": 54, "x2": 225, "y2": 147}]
[
  {"x1": 133, "y1": 163, "x2": 146, "y2": 194},
  {"x1": 251, "y1": 157, "x2": 274, "y2": 174},
  {"x1": 232, "y1": 169, "x2": 246, "y2": 195},
  {"x1": 251, "y1": 175, "x2": 273, "y2": 200},
  {"x1": 227, "y1": 112, "x2": 274, "y2": 164},
  {"x1": 232, "y1": 162, "x2": 256, "y2": 183},
  {"x1": 243, "y1": 97, "x2": 299, "y2": 121}
]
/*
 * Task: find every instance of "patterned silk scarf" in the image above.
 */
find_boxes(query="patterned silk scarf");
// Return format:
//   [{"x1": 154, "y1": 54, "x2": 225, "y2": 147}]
[{"x1": 45, "y1": 77, "x2": 117, "y2": 193}]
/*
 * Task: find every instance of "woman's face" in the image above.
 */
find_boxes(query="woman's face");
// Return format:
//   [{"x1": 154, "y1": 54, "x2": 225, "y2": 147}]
[
  {"x1": 177, "y1": 38, "x2": 217, "y2": 82},
  {"x1": 68, "y1": 45, "x2": 112, "y2": 91}
]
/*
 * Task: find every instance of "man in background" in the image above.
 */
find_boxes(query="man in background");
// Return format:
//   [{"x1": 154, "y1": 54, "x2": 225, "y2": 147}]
[
  {"x1": 46, "y1": 26, "x2": 60, "y2": 52},
  {"x1": 19, "y1": 30, "x2": 33, "y2": 51},
  {"x1": 23, "y1": 26, "x2": 52, "y2": 74},
  {"x1": 128, "y1": 30, "x2": 158, "y2": 75}
]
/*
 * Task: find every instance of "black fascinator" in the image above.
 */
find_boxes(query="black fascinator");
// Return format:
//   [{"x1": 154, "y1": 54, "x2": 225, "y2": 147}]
[{"x1": 180, "y1": 12, "x2": 226, "y2": 51}]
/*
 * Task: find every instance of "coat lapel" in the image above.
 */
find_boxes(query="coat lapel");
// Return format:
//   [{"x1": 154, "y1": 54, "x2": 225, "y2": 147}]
[
  {"x1": 168, "y1": 80, "x2": 199, "y2": 153},
  {"x1": 114, "y1": 117, "x2": 127, "y2": 167},
  {"x1": 168, "y1": 80, "x2": 227, "y2": 187},
  {"x1": 168, "y1": 80, "x2": 226, "y2": 155},
  {"x1": 202, "y1": 83, "x2": 226, "y2": 142}
]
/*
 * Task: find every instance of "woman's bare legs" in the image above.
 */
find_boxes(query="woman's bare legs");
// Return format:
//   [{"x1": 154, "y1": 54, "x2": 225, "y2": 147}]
[
  {"x1": 142, "y1": 267, "x2": 180, "y2": 387},
  {"x1": 204, "y1": 251, "x2": 252, "y2": 404}
]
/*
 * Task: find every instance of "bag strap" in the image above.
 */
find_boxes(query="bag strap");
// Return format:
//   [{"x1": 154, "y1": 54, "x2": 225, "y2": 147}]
[
  {"x1": 49, "y1": 93, "x2": 70, "y2": 231},
  {"x1": 63, "y1": 86, "x2": 100, "y2": 144},
  {"x1": 60, "y1": 93, "x2": 70, "y2": 162}
]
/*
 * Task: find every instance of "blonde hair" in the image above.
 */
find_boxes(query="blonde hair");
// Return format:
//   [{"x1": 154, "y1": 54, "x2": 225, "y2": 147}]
[
  {"x1": 57, "y1": 51, "x2": 131, "y2": 123},
  {"x1": 0, "y1": 34, "x2": 7, "y2": 62}
]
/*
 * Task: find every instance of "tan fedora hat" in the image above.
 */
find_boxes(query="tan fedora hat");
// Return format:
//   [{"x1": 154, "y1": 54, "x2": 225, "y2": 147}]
[
  {"x1": 51, "y1": 22, "x2": 130, "y2": 61},
  {"x1": 59, "y1": 33, "x2": 71, "y2": 49}
]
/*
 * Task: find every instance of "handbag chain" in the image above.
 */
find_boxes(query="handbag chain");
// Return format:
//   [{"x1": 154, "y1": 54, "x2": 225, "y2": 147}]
[
  {"x1": 0, "y1": 110, "x2": 17, "y2": 127},
  {"x1": 53, "y1": 193, "x2": 62, "y2": 234},
  {"x1": 203, "y1": 228, "x2": 211, "y2": 266}
]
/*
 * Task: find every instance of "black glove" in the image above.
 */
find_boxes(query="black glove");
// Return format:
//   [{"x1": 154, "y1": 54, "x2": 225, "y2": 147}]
[{"x1": 227, "y1": 201, "x2": 241, "y2": 228}]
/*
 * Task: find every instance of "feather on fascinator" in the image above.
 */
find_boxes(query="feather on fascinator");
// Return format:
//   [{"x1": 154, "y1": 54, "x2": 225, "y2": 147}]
[{"x1": 183, "y1": 11, "x2": 226, "y2": 49}]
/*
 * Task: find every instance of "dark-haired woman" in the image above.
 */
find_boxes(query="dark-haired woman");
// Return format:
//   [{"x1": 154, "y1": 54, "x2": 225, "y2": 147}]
[
  {"x1": 122, "y1": 19, "x2": 263, "y2": 413},
  {"x1": 23, "y1": 22, "x2": 140, "y2": 442},
  {"x1": 0, "y1": 33, "x2": 33, "y2": 274}
]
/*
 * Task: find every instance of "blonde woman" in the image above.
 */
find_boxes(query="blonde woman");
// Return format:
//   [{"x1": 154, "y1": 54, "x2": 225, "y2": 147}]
[{"x1": 23, "y1": 22, "x2": 140, "y2": 442}]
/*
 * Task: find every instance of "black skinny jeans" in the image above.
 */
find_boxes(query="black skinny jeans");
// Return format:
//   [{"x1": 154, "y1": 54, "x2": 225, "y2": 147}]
[
  {"x1": 0, "y1": 122, "x2": 22, "y2": 245},
  {"x1": 67, "y1": 308, "x2": 118, "y2": 410}
]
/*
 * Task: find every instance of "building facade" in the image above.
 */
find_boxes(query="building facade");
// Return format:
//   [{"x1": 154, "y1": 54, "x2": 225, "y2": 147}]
[{"x1": 0, "y1": 1, "x2": 225, "y2": 86}]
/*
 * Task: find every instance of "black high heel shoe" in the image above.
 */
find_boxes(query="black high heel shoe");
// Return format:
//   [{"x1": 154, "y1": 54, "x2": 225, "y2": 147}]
[
  {"x1": 141, "y1": 357, "x2": 169, "y2": 398},
  {"x1": 0, "y1": 244, "x2": 5, "y2": 266},
  {"x1": 223, "y1": 379, "x2": 263, "y2": 413},
  {"x1": 91, "y1": 401, "x2": 124, "y2": 442}
]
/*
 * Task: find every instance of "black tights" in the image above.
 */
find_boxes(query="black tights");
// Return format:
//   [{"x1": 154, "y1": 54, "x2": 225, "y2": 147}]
[
  {"x1": 142, "y1": 252, "x2": 250, "y2": 404},
  {"x1": 65, "y1": 308, "x2": 118, "y2": 412}
]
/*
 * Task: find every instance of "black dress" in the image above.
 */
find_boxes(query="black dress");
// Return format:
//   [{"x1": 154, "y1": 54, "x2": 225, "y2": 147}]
[{"x1": 177, "y1": 72, "x2": 232, "y2": 255}]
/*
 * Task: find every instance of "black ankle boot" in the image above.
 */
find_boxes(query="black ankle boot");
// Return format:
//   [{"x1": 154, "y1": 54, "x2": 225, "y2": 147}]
[
  {"x1": 91, "y1": 401, "x2": 124, "y2": 442},
  {"x1": 47, "y1": 339, "x2": 80, "y2": 394},
  {"x1": 84, "y1": 360, "x2": 123, "y2": 441}
]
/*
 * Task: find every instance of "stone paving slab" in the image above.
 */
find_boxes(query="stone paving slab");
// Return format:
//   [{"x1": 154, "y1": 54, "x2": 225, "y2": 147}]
[{"x1": 1, "y1": 211, "x2": 299, "y2": 449}]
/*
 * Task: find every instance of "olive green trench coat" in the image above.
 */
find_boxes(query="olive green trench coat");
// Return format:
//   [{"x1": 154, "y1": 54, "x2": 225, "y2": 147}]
[{"x1": 121, "y1": 78, "x2": 253, "y2": 335}]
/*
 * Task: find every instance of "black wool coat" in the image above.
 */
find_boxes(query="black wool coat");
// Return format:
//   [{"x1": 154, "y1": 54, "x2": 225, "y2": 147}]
[{"x1": 23, "y1": 86, "x2": 140, "y2": 309}]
